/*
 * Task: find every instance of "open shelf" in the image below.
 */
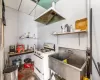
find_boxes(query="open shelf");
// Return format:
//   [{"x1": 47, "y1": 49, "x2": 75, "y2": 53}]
[
  {"x1": 19, "y1": 37, "x2": 37, "y2": 39},
  {"x1": 53, "y1": 31, "x2": 87, "y2": 35}
]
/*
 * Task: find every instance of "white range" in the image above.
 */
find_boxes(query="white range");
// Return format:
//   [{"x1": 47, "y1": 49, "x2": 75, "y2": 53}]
[{"x1": 33, "y1": 43, "x2": 55, "y2": 80}]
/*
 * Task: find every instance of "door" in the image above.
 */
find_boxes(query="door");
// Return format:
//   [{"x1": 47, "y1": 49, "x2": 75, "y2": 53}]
[
  {"x1": 0, "y1": 19, "x2": 4, "y2": 47},
  {"x1": 91, "y1": 0, "x2": 100, "y2": 80},
  {"x1": 0, "y1": 0, "x2": 2, "y2": 18},
  {"x1": 0, "y1": 19, "x2": 2, "y2": 46},
  {"x1": 0, "y1": 19, "x2": 4, "y2": 80},
  {"x1": 0, "y1": 48, "x2": 4, "y2": 80}
]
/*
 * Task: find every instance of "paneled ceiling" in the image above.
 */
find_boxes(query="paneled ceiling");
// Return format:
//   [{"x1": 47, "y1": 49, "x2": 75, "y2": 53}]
[
  {"x1": 4, "y1": 0, "x2": 21, "y2": 10},
  {"x1": 19, "y1": 0, "x2": 37, "y2": 14},
  {"x1": 4, "y1": 0, "x2": 60, "y2": 16},
  {"x1": 4, "y1": 0, "x2": 45, "y2": 16}
]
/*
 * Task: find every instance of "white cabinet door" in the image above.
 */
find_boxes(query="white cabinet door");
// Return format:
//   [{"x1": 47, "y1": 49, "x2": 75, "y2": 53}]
[{"x1": 0, "y1": 0, "x2": 2, "y2": 18}]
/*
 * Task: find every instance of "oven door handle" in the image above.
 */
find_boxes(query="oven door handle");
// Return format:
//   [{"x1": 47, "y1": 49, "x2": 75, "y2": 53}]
[
  {"x1": 35, "y1": 66, "x2": 41, "y2": 73},
  {"x1": 34, "y1": 66, "x2": 44, "y2": 75},
  {"x1": 34, "y1": 54, "x2": 43, "y2": 59}
]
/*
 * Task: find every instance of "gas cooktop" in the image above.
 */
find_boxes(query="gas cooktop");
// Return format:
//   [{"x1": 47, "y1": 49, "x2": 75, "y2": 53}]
[
  {"x1": 40, "y1": 49, "x2": 53, "y2": 53},
  {"x1": 37, "y1": 43, "x2": 55, "y2": 53}
]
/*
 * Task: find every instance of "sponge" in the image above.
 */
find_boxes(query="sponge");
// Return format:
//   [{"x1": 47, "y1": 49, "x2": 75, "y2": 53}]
[{"x1": 63, "y1": 59, "x2": 68, "y2": 64}]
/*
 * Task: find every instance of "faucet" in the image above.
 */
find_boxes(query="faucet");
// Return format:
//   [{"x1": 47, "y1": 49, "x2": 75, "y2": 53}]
[
  {"x1": 68, "y1": 50, "x2": 73, "y2": 54},
  {"x1": 67, "y1": 50, "x2": 73, "y2": 59}
]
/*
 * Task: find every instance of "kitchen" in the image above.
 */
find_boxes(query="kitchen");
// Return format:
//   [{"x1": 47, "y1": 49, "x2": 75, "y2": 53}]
[{"x1": 0, "y1": 0, "x2": 100, "y2": 80}]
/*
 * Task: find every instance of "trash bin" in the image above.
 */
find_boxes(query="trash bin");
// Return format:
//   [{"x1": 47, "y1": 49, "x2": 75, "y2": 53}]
[{"x1": 3, "y1": 65, "x2": 18, "y2": 80}]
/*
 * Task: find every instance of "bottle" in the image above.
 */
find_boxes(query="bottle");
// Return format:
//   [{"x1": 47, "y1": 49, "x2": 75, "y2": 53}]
[
  {"x1": 33, "y1": 44, "x2": 36, "y2": 52},
  {"x1": 27, "y1": 45, "x2": 29, "y2": 50}
]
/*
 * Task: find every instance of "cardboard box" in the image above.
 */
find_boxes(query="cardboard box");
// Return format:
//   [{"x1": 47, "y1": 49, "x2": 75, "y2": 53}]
[{"x1": 18, "y1": 68, "x2": 37, "y2": 80}]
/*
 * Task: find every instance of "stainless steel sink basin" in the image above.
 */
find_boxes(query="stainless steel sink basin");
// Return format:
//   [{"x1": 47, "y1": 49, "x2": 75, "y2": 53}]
[{"x1": 49, "y1": 53, "x2": 86, "y2": 80}]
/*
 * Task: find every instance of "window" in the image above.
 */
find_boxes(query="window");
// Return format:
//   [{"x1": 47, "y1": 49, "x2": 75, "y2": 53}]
[{"x1": 0, "y1": 19, "x2": 4, "y2": 48}]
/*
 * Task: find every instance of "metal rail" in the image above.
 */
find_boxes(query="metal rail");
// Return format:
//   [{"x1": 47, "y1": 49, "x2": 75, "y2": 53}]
[{"x1": 90, "y1": 8, "x2": 100, "y2": 76}]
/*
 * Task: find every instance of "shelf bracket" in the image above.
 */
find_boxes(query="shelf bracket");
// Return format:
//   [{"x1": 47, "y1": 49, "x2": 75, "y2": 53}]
[{"x1": 78, "y1": 33, "x2": 80, "y2": 46}]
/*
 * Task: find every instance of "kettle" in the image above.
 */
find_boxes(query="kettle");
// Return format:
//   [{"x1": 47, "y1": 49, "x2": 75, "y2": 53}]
[
  {"x1": 61, "y1": 24, "x2": 72, "y2": 33},
  {"x1": 65, "y1": 24, "x2": 72, "y2": 32}
]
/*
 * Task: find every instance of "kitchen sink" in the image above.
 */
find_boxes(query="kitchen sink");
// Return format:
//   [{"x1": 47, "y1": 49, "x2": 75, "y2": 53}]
[
  {"x1": 51, "y1": 53, "x2": 85, "y2": 68},
  {"x1": 49, "y1": 53, "x2": 87, "y2": 80}
]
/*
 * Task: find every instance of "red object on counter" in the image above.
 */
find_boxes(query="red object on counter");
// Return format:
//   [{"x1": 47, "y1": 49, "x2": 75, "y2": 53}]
[
  {"x1": 16, "y1": 44, "x2": 25, "y2": 53},
  {"x1": 24, "y1": 63, "x2": 34, "y2": 71}
]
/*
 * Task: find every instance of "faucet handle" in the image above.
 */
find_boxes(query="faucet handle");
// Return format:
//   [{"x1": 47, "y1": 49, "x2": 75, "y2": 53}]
[{"x1": 68, "y1": 50, "x2": 73, "y2": 54}]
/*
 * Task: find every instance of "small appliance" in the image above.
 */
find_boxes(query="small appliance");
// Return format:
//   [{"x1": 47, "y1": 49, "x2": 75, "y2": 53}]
[{"x1": 9, "y1": 45, "x2": 15, "y2": 53}]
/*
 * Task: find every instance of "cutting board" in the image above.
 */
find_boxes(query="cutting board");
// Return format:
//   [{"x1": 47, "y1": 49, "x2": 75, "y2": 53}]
[{"x1": 75, "y1": 18, "x2": 87, "y2": 31}]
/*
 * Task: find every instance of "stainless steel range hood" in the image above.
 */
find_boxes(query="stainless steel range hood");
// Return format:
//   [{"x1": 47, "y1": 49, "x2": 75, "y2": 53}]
[{"x1": 34, "y1": 2, "x2": 65, "y2": 25}]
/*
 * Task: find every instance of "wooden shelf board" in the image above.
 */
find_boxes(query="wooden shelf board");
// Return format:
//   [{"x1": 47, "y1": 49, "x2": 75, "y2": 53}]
[
  {"x1": 9, "y1": 51, "x2": 34, "y2": 57},
  {"x1": 19, "y1": 37, "x2": 37, "y2": 39},
  {"x1": 53, "y1": 31, "x2": 87, "y2": 35}
]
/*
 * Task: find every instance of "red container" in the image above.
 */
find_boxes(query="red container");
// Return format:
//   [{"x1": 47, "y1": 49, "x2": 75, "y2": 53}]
[
  {"x1": 23, "y1": 63, "x2": 34, "y2": 71},
  {"x1": 16, "y1": 44, "x2": 25, "y2": 53}
]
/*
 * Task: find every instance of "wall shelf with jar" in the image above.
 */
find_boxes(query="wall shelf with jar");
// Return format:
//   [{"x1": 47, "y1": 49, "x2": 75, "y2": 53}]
[{"x1": 19, "y1": 32, "x2": 38, "y2": 40}]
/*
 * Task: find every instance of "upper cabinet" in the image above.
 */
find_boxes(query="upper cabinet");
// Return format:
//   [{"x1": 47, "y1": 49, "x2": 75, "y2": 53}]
[{"x1": 0, "y1": 0, "x2": 2, "y2": 18}]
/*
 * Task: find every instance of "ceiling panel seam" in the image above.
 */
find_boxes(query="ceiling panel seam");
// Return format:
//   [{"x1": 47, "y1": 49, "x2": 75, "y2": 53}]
[
  {"x1": 29, "y1": 0, "x2": 39, "y2": 15},
  {"x1": 4, "y1": 0, "x2": 46, "y2": 17},
  {"x1": 18, "y1": 0, "x2": 23, "y2": 11},
  {"x1": 5, "y1": 5, "x2": 17, "y2": 11},
  {"x1": 5, "y1": 6, "x2": 34, "y2": 17}
]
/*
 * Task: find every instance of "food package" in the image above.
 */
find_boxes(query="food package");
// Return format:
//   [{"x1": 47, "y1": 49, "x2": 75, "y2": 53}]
[{"x1": 18, "y1": 68, "x2": 37, "y2": 80}]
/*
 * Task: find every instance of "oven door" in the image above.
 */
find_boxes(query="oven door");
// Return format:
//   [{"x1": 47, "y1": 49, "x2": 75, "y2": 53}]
[{"x1": 33, "y1": 53, "x2": 44, "y2": 77}]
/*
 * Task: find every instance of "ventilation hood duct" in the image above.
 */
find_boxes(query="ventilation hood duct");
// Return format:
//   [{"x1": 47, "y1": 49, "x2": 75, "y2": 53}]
[{"x1": 34, "y1": 2, "x2": 65, "y2": 25}]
